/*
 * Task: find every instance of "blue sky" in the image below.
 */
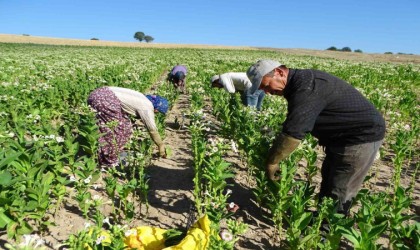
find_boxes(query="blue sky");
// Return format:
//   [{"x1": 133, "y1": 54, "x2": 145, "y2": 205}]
[{"x1": 1, "y1": 0, "x2": 419, "y2": 54}]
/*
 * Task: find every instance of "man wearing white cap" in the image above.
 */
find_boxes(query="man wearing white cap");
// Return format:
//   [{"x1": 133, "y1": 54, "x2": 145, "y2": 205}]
[
  {"x1": 246, "y1": 59, "x2": 385, "y2": 216},
  {"x1": 210, "y1": 72, "x2": 265, "y2": 110}
]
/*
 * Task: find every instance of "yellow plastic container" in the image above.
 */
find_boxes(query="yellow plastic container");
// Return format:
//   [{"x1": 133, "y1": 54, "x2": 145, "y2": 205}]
[{"x1": 124, "y1": 215, "x2": 211, "y2": 250}]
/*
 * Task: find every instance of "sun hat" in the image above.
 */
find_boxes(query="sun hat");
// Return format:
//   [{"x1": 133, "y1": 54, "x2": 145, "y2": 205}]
[
  {"x1": 146, "y1": 95, "x2": 169, "y2": 114},
  {"x1": 247, "y1": 59, "x2": 282, "y2": 94},
  {"x1": 210, "y1": 75, "x2": 220, "y2": 84}
]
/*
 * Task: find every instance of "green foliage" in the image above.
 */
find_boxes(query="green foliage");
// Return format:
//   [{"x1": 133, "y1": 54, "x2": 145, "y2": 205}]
[
  {"x1": 0, "y1": 43, "x2": 418, "y2": 249},
  {"x1": 341, "y1": 46, "x2": 352, "y2": 52},
  {"x1": 326, "y1": 46, "x2": 337, "y2": 51},
  {"x1": 144, "y1": 35, "x2": 154, "y2": 43},
  {"x1": 133, "y1": 31, "x2": 145, "y2": 42}
]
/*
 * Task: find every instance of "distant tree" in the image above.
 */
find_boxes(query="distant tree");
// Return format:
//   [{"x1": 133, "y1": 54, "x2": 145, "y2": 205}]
[
  {"x1": 144, "y1": 35, "x2": 154, "y2": 43},
  {"x1": 384, "y1": 52, "x2": 393, "y2": 54},
  {"x1": 354, "y1": 49, "x2": 363, "y2": 53},
  {"x1": 22, "y1": 34, "x2": 30, "y2": 36},
  {"x1": 134, "y1": 32, "x2": 145, "y2": 42},
  {"x1": 90, "y1": 38, "x2": 99, "y2": 41},
  {"x1": 341, "y1": 47, "x2": 352, "y2": 52},
  {"x1": 326, "y1": 46, "x2": 337, "y2": 51}
]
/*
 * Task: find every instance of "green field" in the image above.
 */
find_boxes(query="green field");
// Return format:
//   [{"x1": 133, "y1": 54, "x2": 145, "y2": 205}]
[{"x1": 0, "y1": 43, "x2": 419, "y2": 249}]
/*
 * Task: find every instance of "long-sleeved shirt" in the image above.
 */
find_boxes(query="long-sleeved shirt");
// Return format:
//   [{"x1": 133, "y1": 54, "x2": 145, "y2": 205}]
[
  {"x1": 169, "y1": 65, "x2": 188, "y2": 90},
  {"x1": 282, "y1": 69, "x2": 385, "y2": 146},
  {"x1": 108, "y1": 87, "x2": 157, "y2": 132},
  {"x1": 219, "y1": 72, "x2": 252, "y2": 93},
  {"x1": 170, "y1": 65, "x2": 188, "y2": 75}
]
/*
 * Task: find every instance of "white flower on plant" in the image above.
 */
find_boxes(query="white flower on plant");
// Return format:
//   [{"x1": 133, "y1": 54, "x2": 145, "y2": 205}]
[
  {"x1": 34, "y1": 114, "x2": 41, "y2": 122},
  {"x1": 96, "y1": 235, "x2": 106, "y2": 245},
  {"x1": 208, "y1": 137, "x2": 216, "y2": 146},
  {"x1": 116, "y1": 224, "x2": 128, "y2": 230},
  {"x1": 226, "y1": 189, "x2": 232, "y2": 195},
  {"x1": 92, "y1": 195, "x2": 102, "y2": 201},
  {"x1": 84, "y1": 222, "x2": 91, "y2": 229},
  {"x1": 228, "y1": 202, "x2": 235, "y2": 209},
  {"x1": 84, "y1": 175, "x2": 92, "y2": 184},
  {"x1": 20, "y1": 234, "x2": 45, "y2": 248},
  {"x1": 226, "y1": 202, "x2": 239, "y2": 213},
  {"x1": 69, "y1": 175, "x2": 77, "y2": 182},
  {"x1": 7, "y1": 132, "x2": 15, "y2": 137},
  {"x1": 219, "y1": 229, "x2": 233, "y2": 241},
  {"x1": 55, "y1": 136, "x2": 64, "y2": 143},
  {"x1": 403, "y1": 124, "x2": 410, "y2": 131},
  {"x1": 231, "y1": 140, "x2": 238, "y2": 153},
  {"x1": 103, "y1": 217, "x2": 111, "y2": 226},
  {"x1": 124, "y1": 229, "x2": 137, "y2": 237}
]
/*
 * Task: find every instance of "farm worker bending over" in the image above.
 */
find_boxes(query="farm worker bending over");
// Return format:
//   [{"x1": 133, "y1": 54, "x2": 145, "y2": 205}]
[
  {"x1": 168, "y1": 65, "x2": 188, "y2": 93},
  {"x1": 247, "y1": 59, "x2": 385, "y2": 216},
  {"x1": 87, "y1": 87, "x2": 169, "y2": 167},
  {"x1": 210, "y1": 72, "x2": 265, "y2": 111}
]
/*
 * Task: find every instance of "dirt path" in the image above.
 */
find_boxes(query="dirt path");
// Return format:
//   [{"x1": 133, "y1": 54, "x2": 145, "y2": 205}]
[
  {"x1": 222, "y1": 150, "x2": 279, "y2": 250},
  {"x1": 140, "y1": 93, "x2": 280, "y2": 249},
  {"x1": 136, "y1": 93, "x2": 196, "y2": 230}
]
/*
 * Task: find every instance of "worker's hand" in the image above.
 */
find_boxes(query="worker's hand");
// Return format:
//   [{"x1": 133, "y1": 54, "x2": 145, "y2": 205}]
[
  {"x1": 159, "y1": 144, "x2": 167, "y2": 158},
  {"x1": 266, "y1": 164, "x2": 280, "y2": 181},
  {"x1": 265, "y1": 133, "x2": 301, "y2": 181}
]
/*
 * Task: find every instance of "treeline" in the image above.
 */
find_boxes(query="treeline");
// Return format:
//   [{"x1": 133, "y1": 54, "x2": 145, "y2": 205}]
[
  {"x1": 326, "y1": 46, "x2": 414, "y2": 55},
  {"x1": 326, "y1": 46, "x2": 362, "y2": 53},
  {"x1": 133, "y1": 31, "x2": 154, "y2": 43},
  {"x1": 90, "y1": 32, "x2": 155, "y2": 43}
]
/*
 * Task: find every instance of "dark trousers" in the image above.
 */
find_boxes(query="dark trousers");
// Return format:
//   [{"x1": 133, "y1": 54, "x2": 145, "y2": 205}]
[{"x1": 319, "y1": 140, "x2": 383, "y2": 215}]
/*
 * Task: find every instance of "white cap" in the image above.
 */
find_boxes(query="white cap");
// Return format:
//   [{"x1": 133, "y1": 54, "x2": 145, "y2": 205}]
[
  {"x1": 246, "y1": 59, "x2": 282, "y2": 93},
  {"x1": 210, "y1": 75, "x2": 220, "y2": 84}
]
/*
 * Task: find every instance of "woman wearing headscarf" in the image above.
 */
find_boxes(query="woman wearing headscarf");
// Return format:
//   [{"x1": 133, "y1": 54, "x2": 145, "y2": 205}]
[
  {"x1": 87, "y1": 86, "x2": 169, "y2": 167},
  {"x1": 167, "y1": 65, "x2": 187, "y2": 93}
]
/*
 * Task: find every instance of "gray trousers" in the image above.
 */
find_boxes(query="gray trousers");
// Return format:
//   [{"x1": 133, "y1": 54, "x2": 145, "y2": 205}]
[{"x1": 319, "y1": 140, "x2": 383, "y2": 215}]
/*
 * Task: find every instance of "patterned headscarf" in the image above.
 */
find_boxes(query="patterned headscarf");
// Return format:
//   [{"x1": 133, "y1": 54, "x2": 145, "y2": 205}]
[{"x1": 145, "y1": 95, "x2": 169, "y2": 114}]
